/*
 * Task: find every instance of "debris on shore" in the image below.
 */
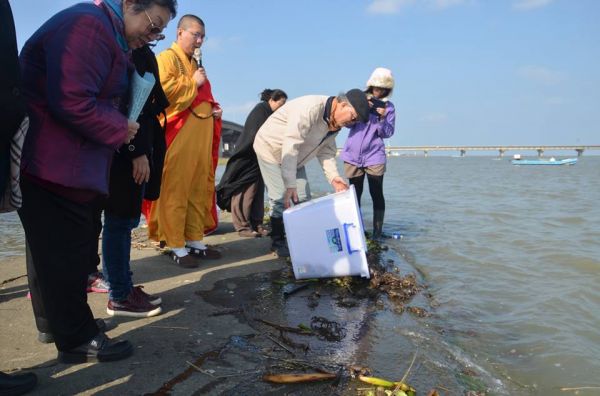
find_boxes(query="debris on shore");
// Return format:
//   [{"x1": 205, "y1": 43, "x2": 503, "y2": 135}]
[{"x1": 194, "y1": 236, "x2": 439, "y2": 395}]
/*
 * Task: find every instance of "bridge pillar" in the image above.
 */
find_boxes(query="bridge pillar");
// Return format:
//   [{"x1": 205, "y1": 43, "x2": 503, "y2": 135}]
[
  {"x1": 424, "y1": 150, "x2": 428, "y2": 157},
  {"x1": 460, "y1": 149, "x2": 466, "y2": 157},
  {"x1": 576, "y1": 149, "x2": 584, "y2": 157},
  {"x1": 498, "y1": 149, "x2": 505, "y2": 157},
  {"x1": 537, "y1": 149, "x2": 544, "y2": 157}
]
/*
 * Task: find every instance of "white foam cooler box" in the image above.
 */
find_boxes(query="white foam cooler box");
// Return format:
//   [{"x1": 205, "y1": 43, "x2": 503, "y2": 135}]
[{"x1": 283, "y1": 185, "x2": 370, "y2": 280}]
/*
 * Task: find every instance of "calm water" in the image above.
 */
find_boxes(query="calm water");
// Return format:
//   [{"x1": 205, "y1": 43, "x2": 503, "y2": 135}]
[
  {"x1": 310, "y1": 156, "x2": 599, "y2": 395},
  {"x1": 2, "y1": 156, "x2": 599, "y2": 394}
]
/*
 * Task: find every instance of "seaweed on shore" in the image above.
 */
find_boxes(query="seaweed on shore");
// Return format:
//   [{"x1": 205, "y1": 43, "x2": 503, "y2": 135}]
[
  {"x1": 194, "y1": 234, "x2": 434, "y2": 394},
  {"x1": 275, "y1": 237, "x2": 424, "y2": 314}
]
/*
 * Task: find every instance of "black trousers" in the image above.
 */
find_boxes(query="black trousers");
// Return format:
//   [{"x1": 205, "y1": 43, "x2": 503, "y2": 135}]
[
  {"x1": 18, "y1": 178, "x2": 99, "y2": 351},
  {"x1": 25, "y1": 214, "x2": 101, "y2": 334},
  {"x1": 349, "y1": 173, "x2": 385, "y2": 211}
]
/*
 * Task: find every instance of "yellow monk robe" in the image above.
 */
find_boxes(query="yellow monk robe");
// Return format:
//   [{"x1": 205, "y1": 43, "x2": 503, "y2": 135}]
[{"x1": 145, "y1": 42, "x2": 221, "y2": 249}]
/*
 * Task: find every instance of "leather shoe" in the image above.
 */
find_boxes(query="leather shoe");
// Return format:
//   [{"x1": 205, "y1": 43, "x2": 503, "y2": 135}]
[
  {"x1": 57, "y1": 332, "x2": 133, "y2": 364},
  {"x1": 38, "y1": 318, "x2": 109, "y2": 344},
  {"x1": 186, "y1": 246, "x2": 221, "y2": 260},
  {"x1": 0, "y1": 370, "x2": 37, "y2": 396},
  {"x1": 169, "y1": 252, "x2": 199, "y2": 268}
]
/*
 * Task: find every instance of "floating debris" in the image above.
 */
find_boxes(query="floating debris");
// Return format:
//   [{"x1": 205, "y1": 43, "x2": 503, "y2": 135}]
[
  {"x1": 256, "y1": 319, "x2": 314, "y2": 335},
  {"x1": 310, "y1": 316, "x2": 346, "y2": 342},
  {"x1": 337, "y1": 296, "x2": 359, "y2": 308},
  {"x1": 208, "y1": 308, "x2": 243, "y2": 317},
  {"x1": 307, "y1": 291, "x2": 320, "y2": 308},
  {"x1": 262, "y1": 372, "x2": 337, "y2": 384},
  {"x1": 406, "y1": 306, "x2": 430, "y2": 318},
  {"x1": 357, "y1": 375, "x2": 416, "y2": 393},
  {"x1": 282, "y1": 282, "x2": 309, "y2": 298}
]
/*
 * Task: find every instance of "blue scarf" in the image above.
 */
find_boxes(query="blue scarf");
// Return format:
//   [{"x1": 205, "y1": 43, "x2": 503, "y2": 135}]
[{"x1": 95, "y1": 0, "x2": 129, "y2": 52}]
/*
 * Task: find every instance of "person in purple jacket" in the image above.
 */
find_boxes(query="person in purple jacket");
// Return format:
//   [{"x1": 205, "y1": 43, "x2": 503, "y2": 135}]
[
  {"x1": 18, "y1": 0, "x2": 177, "y2": 364},
  {"x1": 340, "y1": 67, "x2": 396, "y2": 240}
]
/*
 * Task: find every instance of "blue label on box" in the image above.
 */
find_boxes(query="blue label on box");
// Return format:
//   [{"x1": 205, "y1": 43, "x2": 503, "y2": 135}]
[{"x1": 326, "y1": 228, "x2": 343, "y2": 253}]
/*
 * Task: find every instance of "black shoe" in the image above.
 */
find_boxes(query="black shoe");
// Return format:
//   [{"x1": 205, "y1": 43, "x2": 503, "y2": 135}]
[
  {"x1": 271, "y1": 240, "x2": 290, "y2": 258},
  {"x1": 37, "y1": 331, "x2": 54, "y2": 344},
  {"x1": 57, "y1": 332, "x2": 133, "y2": 364},
  {"x1": 38, "y1": 318, "x2": 109, "y2": 344},
  {"x1": 0, "y1": 371, "x2": 37, "y2": 396},
  {"x1": 169, "y1": 251, "x2": 199, "y2": 268}
]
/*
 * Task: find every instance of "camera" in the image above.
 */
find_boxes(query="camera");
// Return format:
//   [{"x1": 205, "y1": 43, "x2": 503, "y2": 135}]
[{"x1": 369, "y1": 97, "x2": 386, "y2": 113}]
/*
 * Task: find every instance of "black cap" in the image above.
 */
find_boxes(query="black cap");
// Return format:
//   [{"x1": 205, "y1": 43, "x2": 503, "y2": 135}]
[{"x1": 345, "y1": 88, "x2": 370, "y2": 123}]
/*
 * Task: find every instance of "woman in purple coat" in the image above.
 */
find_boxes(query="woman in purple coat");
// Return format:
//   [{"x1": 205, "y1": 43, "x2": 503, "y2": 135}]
[
  {"x1": 18, "y1": 0, "x2": 177, "y2": 364},
  {"x1": 340, "y1": 68, "x2": 396, "y2": 239}
]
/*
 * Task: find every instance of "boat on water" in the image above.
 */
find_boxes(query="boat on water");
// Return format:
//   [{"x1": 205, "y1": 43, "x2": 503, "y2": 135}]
[{"x1": 511, "y1": 157, "x2": 577, "y2": 166}]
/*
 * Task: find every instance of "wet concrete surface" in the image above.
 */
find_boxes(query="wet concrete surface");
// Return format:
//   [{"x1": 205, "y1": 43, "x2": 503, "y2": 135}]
[{"x1": 0, "y1": 213, "x2": 505, "y2": 395}]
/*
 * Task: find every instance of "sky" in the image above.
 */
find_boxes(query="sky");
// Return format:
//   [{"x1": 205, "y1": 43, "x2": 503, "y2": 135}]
[{"x1": 9, "y1": 0, "x2": 600, "y2": 148}]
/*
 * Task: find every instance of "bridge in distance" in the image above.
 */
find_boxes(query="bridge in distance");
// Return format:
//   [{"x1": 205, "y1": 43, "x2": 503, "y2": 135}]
[{"x1": 379, "y1": 145, "x2": 600, "y2": 157}]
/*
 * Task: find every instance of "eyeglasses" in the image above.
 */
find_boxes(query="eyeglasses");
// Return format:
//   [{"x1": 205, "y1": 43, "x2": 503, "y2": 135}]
[
  {"x1": 144, "y1": 9, "x2": 164, "y2": 35},
  {"x1": 186, "y1": 30, "x2": 206, "y2": 41}
]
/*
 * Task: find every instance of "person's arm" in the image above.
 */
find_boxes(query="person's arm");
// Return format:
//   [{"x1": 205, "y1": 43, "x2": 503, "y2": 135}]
[
  {"x1": 124, "y1": 109, "x2": 151, "y2": 184},
  {"x1": 376, "y1": 102, "x2": 396, "y2": 139},
  {"x1": 124, "y1": 48, "x2": 160, "y2": 160},
  {"x1": 45, "y1": 15, "x2": 128, "y2": 149},
  {"x1": 131, "y1": 46, "x2": 172, "y2": 185},
  {"x1": 212, "y1": 103, "x2": 222, "y2": 119},
  {"x1": 278, "y1": 112, "x2": 311, "y2": 209},
  {"x1": 280, "y1": 112, "x2": 311, "y2": 189},
  {"x1": 316, "y1": 138, "x2": 346, "y2": 192},
  {"x1": 156, "y1": 50, "x2": 197, "y2": 110}
]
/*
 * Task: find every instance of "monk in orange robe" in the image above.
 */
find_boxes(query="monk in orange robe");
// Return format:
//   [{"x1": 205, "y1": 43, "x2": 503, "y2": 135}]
[{"x1": 145, "y1": 14, "x2": 222, "y2": 268}]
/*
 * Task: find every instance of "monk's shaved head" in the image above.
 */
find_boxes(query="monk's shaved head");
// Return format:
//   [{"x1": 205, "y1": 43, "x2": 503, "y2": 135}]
[{"x1": 177, "y1": 14, "x2": 204, "y2": 29}]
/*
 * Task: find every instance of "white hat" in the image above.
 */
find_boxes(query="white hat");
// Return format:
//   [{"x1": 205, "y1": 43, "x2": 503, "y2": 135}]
[{"x1": 366, "y1": 67, "x2": 395, "y2": 90}]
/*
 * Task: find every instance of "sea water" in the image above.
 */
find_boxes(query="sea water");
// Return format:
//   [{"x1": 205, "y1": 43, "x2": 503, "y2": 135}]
[{"x1": 305, "y1": 156, "x2": 600, "y2": 395}]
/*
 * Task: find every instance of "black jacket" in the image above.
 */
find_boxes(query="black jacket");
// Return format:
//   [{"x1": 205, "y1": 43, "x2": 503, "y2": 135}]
[
  {"x1": 0, "y1": 0, "x2": 27, "y2": 192},
  {"x1": 216, "y1": 101, "x2": 272, "y2": 211},
  {"x1": 104, "y1": 45, "x2": 169, "y2": 218}
]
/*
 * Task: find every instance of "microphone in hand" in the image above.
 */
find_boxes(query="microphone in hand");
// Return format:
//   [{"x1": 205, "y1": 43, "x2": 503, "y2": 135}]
[{"x1": 193, "y1": 48, "x2": 202, "y2": 68}]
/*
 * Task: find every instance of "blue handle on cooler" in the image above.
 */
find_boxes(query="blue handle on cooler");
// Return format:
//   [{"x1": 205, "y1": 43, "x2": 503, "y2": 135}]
[{"x1": 343, "y1": 223, "x2": 360, "y2": 254}]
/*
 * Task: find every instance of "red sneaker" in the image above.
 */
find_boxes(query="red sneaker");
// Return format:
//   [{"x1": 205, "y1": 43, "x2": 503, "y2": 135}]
[
  {"x1": 87, "y1": 272, "x2": 109, "y2": 293},
  {"x1": 107, "y1": 290, "x2": 162, "y2": 318},
  {"x1": 133, "y1": 285, "x2": 161, "y2": 306}
]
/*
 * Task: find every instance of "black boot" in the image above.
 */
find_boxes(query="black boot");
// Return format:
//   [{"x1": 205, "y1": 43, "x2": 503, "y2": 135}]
[
  {"x1": 0, "y1": 371, "x2": 37, "y2": 396},
  {"x1": 57, "y1": 332, "x2": 133, "y2": 364},
  {"x1": 38, "y1": 318, "x2": 109, "y2": 344},
  {"x1": 269, "y1": 217, "x2": 290, "y2": 258},
  {"x1": 372, "y1": 209, "x2": 385, "y2": 240}
]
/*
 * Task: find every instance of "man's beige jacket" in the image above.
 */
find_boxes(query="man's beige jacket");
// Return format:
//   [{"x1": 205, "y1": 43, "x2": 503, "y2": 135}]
[{"x1": 253, "y1": 95, "x2": 340, "y2": 189}]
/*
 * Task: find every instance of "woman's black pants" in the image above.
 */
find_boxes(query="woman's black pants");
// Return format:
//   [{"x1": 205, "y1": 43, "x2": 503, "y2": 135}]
[{"x1": 18, "y1": 178, "x2": 99, "y2": 351}]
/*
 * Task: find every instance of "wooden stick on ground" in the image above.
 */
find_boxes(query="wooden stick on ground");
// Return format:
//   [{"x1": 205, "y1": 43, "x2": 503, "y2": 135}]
[
  {"x1": 263, "y1": 372, "x2": 337, "y2": 384},
  {"x1": 256, "y1": 319, "x2": 314, "y2": 335},
  {"x1": 265, "y1": 333, "x2": 295, "y2": 356}
]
